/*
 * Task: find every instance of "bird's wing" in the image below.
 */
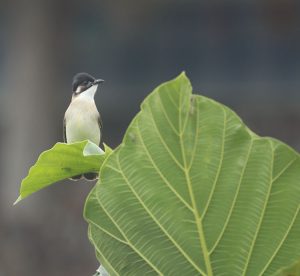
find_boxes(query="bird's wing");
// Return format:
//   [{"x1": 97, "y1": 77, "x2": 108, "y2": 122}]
[
  {"x1": 98, "y1": 113, "x2": 103, "y2": 130},
  {"x1": 63, "y1": 117, "x2": 67, "y2": 143},
  {"x1": 98, "y1": 113, "x2": 103, "y2": 145}
]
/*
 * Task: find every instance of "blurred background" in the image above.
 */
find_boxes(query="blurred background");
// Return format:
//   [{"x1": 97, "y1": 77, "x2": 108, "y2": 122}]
[{"x1": 0, "y1": 0, "x2": 299, "y2": 275}]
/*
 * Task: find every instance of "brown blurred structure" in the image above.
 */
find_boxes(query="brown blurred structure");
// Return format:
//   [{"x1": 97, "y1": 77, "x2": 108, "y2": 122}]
[{"x1": 0, "y1": 1, "x2": 299, "y2": 275}]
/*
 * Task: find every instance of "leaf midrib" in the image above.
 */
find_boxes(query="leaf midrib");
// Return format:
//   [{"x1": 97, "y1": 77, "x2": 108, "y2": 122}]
[{"x1": 178, "y1": 91, "x2": 213, "y2": 276}]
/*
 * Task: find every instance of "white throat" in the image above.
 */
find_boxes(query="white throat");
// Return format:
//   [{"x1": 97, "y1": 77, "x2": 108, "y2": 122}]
[{"x1": 76, "y1": 84, "x2": 98, "y2": 100}]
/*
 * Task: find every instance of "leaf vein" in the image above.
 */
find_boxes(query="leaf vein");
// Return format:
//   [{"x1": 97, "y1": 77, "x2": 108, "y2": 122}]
[
  {"x1": 147, "y1": 103, "x2": 185, "y2": 170},
  {"x1": 88, "y1": 226, "x2": 121, "y2": 276},
  {"x1": 202, "y1": 106, "x2": 227, "y2": 219},
  {"x1": 116, "y1": 154, "x2": 205, "y2": 275},
  {"x1": 272, "y1": 157, "x2": 297, "y2": 183},
  {"x1": 209, "y1": 138, "x2": 254, "y2": 254},
  {"x1": 87, "y1": 219, "x2": 128, "y2": 246},
  {"x1": 157, "y1": 92, "x2": 180, "y2": 136},
  {"x1": 136, "y1": 121, "x2": 193, "y2": 212},
  {"x1": 94, "y1": 186, "x2": 164, "y2": 275},
  {"x1": 241, "y1": 140, "x2": 274, "y2": 275},
  {"x1": 259, "y1": 205, "x2": 300, "y2": 276}
]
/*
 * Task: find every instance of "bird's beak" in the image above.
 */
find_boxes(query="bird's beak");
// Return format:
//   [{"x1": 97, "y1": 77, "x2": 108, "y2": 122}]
[{"x1": 93, "y1": 79, "x2": 104, "y2": 85}]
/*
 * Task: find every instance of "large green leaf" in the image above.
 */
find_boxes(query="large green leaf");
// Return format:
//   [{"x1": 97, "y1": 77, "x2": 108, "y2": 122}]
[
  {"x1": 15, "y1": 141, "x2": 110, "y2": 204},
  {"x1": 85, "y1": 73, "x2": 300, "y2": 275}
]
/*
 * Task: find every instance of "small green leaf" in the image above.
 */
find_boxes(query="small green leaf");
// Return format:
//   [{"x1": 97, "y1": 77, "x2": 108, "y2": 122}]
[{"x1": 15, "y1": 140, "x2": 110, "y2": 204}]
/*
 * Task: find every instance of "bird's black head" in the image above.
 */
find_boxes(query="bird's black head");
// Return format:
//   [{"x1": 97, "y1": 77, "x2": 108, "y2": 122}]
[{"x1": 72, "y1": 72, "x2": 104, "y2": 94}]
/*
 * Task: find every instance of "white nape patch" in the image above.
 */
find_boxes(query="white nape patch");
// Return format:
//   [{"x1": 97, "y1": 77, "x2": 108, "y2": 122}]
[{"x1": 77, "y1": 84, "x2": 98, "y2": 99}]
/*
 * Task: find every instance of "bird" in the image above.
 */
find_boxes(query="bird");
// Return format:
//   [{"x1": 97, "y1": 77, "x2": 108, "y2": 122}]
[{"x1": 63, "y1": 72, "x2": 104, "y2": 181}]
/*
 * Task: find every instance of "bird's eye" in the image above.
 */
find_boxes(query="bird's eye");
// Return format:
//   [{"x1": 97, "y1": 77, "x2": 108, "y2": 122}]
[{"x1": 82, "y1": 81, "x2": 88, "y2": 85}]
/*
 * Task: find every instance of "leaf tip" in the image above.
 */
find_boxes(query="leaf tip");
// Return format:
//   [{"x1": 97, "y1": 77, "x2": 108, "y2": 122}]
[
  {"x1": 173, "y1": 71, "x2": 191, "y2": 88},
  {"x1": 83, "y1": 141, "x2": 105, "y2": 156},
  {"x1": 13, "y1": 196, "x2": 22, "y2": 205},
  {"x1": 180, "y1": 70, "x2": 186, "y2": 77}
]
